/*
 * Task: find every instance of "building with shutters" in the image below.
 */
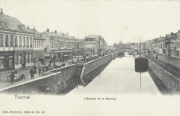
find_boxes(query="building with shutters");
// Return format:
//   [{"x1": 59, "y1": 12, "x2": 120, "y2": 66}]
[{"x1": 0, "y1": 8, "x2": 45, "y2": 70}]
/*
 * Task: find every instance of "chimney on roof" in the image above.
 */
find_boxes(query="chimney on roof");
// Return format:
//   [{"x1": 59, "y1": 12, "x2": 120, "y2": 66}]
[
  {"x1": 46, "y1": 28, "x2": 49, "y2": 32},
  {"x1": 0, "y1": 8, "x2": 3, "y2": 14},
  {"x1": 33, "y1": 26, "x2": 36, "y2": 31},
  {"x1": 54, "y1": 30, "x2": 57, "y2": 33},
  {"x1": 27, "y1": 25, "x2": 29, "y2": 29},
  {"x1": 66, "y1": 32, "x2": 69, "y2": 36}
]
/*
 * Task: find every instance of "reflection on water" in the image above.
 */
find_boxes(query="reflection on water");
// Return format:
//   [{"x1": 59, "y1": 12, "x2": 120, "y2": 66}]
[
  {"x1": 60, "y1": 54, "x2": 170, "y2": 95},
  {"x1": 81, "y1": 61, "x2": 111, "y2": 87},
  {"x1": 58, "y1": 61, "x2": 111, "y2": 95}
]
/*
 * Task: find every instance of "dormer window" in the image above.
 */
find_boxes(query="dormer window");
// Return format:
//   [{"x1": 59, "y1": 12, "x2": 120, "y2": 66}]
[
  {"x1": 0, "y1": 22, "x2": 7, "y2": 28},
  {"x1": 18, "y1": 25, "x2": 25, "y2": 30}
]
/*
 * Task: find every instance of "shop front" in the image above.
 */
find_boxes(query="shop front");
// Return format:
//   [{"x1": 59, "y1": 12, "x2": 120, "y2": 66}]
[
  {"x1": 15, "y1": 50, "x2": 34, "y2": 69},
  {"x1": 54, "y1": 50, "x2": 73, "y2": 62},
  {"x1": 33, "y1": 50, "x2": 44, "y2": 64},
  {"x1": 0, "y1": 51, "x2": 15, "y2": 71}
]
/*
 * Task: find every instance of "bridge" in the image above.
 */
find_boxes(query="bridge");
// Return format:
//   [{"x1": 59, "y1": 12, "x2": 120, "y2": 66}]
[{"x1": 117, "y1": 47, "x2": 138, "y2": 54}]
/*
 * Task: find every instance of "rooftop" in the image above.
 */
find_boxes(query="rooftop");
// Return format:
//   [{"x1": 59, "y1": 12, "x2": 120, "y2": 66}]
[{"x1": 0, "y1": 10, "x2": 36, "y2": 34}]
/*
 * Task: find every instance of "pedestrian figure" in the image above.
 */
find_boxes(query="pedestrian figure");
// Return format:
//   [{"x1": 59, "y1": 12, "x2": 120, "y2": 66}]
[
  {"x1": 14, "y1": 70, "x2": 18, "y2": 80},
  {"x1": 77, "y1": 57, "x2": 79, "y2": 64},
  {"x1": 41, "y1": 67, "x2": 44, "y2": 77},
  {"x1": 30, "y1": 68, "x2": 34, "y2": 79},
  {"x1": 34, "y1": 65, "x2": 37, "y2": 74},
  {"x1": 72, "y1": 60, "x2": 75, "y2": 64},
  {"x1": 10, "y1": 72, "x2": 15, "y2": 84},
  {"x1": 39, "y1": 68, "x2": 41, "y2": 76}
]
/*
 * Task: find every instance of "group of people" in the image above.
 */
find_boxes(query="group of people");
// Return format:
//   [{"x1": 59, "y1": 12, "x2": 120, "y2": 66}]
[
  {"x1": 9, "y1": 70, "x2": 18, "y2": 84},
  {"x1": 9, "y1": 70, "x2": 26, "y2": 83},
  {"x1": 29, "y1": 63, "x2": 45, "y2": 79}
]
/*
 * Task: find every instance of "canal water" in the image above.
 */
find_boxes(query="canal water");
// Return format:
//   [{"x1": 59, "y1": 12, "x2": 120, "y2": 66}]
[{"x1": 61, "y1": 53, "x2": 169, "y2": 95}]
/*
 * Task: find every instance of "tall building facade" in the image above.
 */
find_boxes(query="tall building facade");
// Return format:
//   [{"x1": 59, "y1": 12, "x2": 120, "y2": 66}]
[
  {"x1": 84, "y1": 35, "x2": 107, "y2": 55},
  {"x1": 0, "y1": 9, "x2": 45, "y2": 70}
]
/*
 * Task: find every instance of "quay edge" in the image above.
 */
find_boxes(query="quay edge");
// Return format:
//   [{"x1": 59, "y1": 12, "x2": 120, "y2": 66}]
[
  {"x1": 0, "y1": 52, "x2": 118, "y2": 94},
  {"x1": 76, "y1": 52, "x2": 117, "y2": 86},
  {"x1": 148, "y1": 58, "x2": 180, "y2": 94},
  {"x1": 0, "y1": 64, "x2": 77, "y2": 94}
]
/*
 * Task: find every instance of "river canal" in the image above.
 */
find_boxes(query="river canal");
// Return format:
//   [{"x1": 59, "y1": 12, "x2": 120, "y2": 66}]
[{"x1": 61, "y1": 53, "x2": 169, "y2": 95}]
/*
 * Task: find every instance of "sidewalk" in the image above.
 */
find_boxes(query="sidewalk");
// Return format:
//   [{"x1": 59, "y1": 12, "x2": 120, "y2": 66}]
[
  {"x1": 147, "y1": 55, "x2": 180, "y2": 78},
  {"x1": 0, "y1": 71, "x2": 42, "y2": 90},
  {"x1": 0, "y1": 65, "x2": 33, "y2": 75},
  {"x1": 0, "y1": 58, "x2": 79, "y2": 90}
]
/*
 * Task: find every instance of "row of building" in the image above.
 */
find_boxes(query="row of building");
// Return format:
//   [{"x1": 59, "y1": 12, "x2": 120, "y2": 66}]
[
  {"x1": 0, "y1": 9, "x2": 107, "y2": 71},
  {"x1": 146, "y1": 31, "x2": 180, "y2": 58}
]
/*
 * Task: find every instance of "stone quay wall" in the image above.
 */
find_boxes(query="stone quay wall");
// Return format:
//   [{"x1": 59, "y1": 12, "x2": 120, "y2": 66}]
[
  {"x1": 80, "y1": 53, "x2": 113, "y2": 79},
  {"x1": 0, "y1": 72, "x2": 63, "y2": 94},
  {"x1": 0, "y1": 64, "x2": 77, "y2": 94},
  {"x1": 49, "y1": 64, "x2": 76, "y2": 81},
  {"x1": 148, "y1": 59, "x2": 180, "y2": 94},
  {"x1": 151, "y1": 54, "x2": 180, "y2": 69}
]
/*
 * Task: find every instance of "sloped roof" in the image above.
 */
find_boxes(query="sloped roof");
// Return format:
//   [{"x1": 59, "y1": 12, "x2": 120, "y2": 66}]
[{"x1": 0, "y1": 13, "x2": 34, "y2": 33}]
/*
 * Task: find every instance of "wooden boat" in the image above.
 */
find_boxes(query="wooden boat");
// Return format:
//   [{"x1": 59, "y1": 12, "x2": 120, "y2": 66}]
[{"x1": 135, "y1": 38, "x2": 148, "y2": 73}]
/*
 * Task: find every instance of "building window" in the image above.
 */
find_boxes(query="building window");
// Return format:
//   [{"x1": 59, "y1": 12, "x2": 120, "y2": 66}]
[
  {"x1": 39, "y1": 41, "x2": 40, "y2": 48},
  {"x1": 50, "y1": 41, "x2": 52, "y2": 48},
  {"x1": 26, "y1": 53, "x2": 29, "y2": 63},
  {"x1": 35, "y1": 41, "x2": 37, "y2": 48},
  {"x1": 29, "y1": 54, "x2": 32, "y2": 62},
  {"x1": 15, "y1": 54, "x2": 18, "y2": 65},
  {"x1": 19, "y1": 54, "x2": 22, "y2": 64},
  {"x1": 0, "y1": 34, "x2": 3, "y2": 47},
  {"x1": 23, "y1": 37, "x2": 25, "y2": 47},
  {"x1": 31, "y1": 53, "x2": 33, "y2": 62},
  {"x1": 27, "y1": 37, "x2": 29, "y2": 47},
  {"x1": 15, "y1": 36, "x2": 17, "y2": 47},
  {"x1": 5, "y1": 35, "x2": 8, "y2": 47},
  {"x1": 10, "y1": 35, "x2": 13, "y2": 47},
  {"x1": 19, "y1": 36, "x2": 22, "y2": 47},
  {"x1": 30, "y1": 37, "x2": 32, "y2": 47},
  {"x1": 34, "y1": 41, "x2": 36, "y2": 48}
]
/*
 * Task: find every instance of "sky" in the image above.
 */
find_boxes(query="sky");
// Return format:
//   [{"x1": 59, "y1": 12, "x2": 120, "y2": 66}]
[{"x1": 1, "y1": 0, "x2": 180, "y2": 45}]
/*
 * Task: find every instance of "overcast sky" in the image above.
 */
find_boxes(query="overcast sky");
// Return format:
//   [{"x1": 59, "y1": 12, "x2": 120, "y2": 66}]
[{"x1": 1, "y1": 0, "x2": 180, "y2": 45}]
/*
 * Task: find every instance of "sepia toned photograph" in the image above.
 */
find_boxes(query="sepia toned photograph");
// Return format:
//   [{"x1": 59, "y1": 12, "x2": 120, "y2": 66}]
[{"x1": 0, "y1": 0, "x2": 180, "y2": 116}]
